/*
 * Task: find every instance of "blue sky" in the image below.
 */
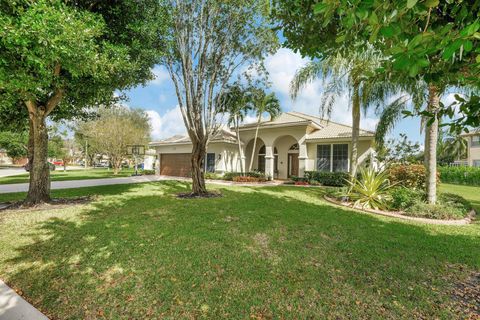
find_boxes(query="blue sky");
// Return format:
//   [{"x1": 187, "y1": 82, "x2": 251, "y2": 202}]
[{"x1": 123, "y1": 48, "x2": 428, "y2": 144}]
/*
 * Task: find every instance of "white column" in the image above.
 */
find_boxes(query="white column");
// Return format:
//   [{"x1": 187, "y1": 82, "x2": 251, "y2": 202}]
[
  {"x1": 298, "y1": 142, "x2": 308, "y2": 177},
  {"x1": 264, "y1": 145, "x2": 275, "y2": 179}
]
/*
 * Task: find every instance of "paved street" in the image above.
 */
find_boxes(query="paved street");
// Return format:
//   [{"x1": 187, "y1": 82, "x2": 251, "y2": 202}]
[{"x1": 0, "y1": 168, "x2": 25, "y2": 178}]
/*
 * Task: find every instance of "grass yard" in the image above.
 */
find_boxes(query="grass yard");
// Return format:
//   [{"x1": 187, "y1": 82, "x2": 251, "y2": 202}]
[
  {"x1": 0, "y1": 168, "x2": 136, "y2": 185},
  {"x1": 0, "y1": 182, "x2": 479, "y2": 319}
]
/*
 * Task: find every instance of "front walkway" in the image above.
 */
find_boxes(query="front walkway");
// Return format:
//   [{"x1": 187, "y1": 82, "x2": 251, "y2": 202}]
[
  {"x1": 0, "y1": 280, "x2": 49, "y2": 320},
  {"x1": 0, "y1": 175, "x2": 283, "y2": 194}
]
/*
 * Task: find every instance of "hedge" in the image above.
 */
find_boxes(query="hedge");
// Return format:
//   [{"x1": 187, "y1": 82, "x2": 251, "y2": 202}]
[
  {"x1": 438, "y1": 166, "x2": 480, "y2": 186},
  {"x1": 304, "y1": 171, "x2": 350, "y2": 187}
]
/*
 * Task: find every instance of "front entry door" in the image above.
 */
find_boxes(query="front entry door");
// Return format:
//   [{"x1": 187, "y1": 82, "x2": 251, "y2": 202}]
[{"x1": 288, "y1": 153, "x2": 299, "y2": 177}]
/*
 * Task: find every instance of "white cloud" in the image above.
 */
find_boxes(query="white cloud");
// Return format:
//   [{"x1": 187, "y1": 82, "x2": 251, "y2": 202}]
[
  {"x1": 150, "y1": 66, "x2": 170, "y2": 85},
  {"x1": 147, "y1": 106, "x2": 186, "y2": 140},
  {"x1": 264, "y1": 48, "x2": 381, "y2": 131}
]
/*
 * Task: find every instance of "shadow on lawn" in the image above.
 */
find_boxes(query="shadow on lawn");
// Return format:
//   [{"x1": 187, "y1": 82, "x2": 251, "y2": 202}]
[{"x1": 3, "y1": 181, "x2": 480, "y2": 319}]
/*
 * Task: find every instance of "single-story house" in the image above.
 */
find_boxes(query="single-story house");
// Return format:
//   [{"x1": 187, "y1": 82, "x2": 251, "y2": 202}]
[
  {"x1": 461, "y1": 129, "x2": 480, "y2": 167},
  {"x1": 149, "y1": 111, "x2": 376, "y2": 179}
]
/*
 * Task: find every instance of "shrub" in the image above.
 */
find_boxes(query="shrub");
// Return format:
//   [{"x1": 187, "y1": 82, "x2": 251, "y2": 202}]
[
  {"x1": 224, "y1": 171, "x2": 267, "y2": 181},
  {"x1": 232, "y1": 175, "x2": 266, "y2": 183},
  {"x1": 438, "y1": 166, "x2": 480, "y2": 186},
  {"x1": 290, "y1": 175, "x2": 307, "y2": 182},
  {"x1": 304, "y1": 171, "x2": 350, "y2": 187},
  {"x1": 388, "y1": 164, "x2": 433, "y2": 190},
  {"x1": 204, "y1": 172, "x2": 221, "y2": 180},
  {"x1": 389, "y1": 187, "x2": 424, "y2": 211},
  {"x1": 347, "y1": 168, "x2": 393, "y2": 210},
  {"x1": 142, "y1": 169, "x2": 156, "y2": 175},
  {"x1": 223, "y1": 172, "x2": 242, "y2": 181},
  {"x1": 403, "y1": 192, "x2": 472, "y2": 220}
]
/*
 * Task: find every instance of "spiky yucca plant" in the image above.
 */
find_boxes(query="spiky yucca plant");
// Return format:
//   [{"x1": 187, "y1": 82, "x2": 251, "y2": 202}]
[{"x1": 347, "y1": 167, "x2": 393, "y2": 211}]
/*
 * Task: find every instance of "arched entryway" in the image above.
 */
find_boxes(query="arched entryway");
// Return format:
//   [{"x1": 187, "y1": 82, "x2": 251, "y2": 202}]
[
  {"x1": 273, "y1": 135, "x2": 299, "y2": 179},
  {"x1": 245, "y1": 138, "x2": 265, "y2": 172}
]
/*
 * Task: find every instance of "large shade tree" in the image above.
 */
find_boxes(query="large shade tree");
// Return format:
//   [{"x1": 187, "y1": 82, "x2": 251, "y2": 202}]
[
  {"x1": 273, "y1": 0, "x2": 479, "y2": 203},
  {"x1": 0, "y1": 0, "x2": 167, "y2": 204},
  {"x1": 162, "y1": 0, "x2": 278, "y2": 195}
]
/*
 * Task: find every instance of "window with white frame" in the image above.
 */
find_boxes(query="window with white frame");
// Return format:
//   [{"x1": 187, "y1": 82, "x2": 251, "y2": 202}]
[
  {"x1": 473, "y1": 160, "x2": 480, "y2": 167},
  {"x1": 316, "y1": 144, "x2": 349, "y2": 172},
  {"x1": 316, "y1": 145, "x2": 330, "y2": 171},
  {"x1": 332, "y1": 144, "x2": 349, "y2": 172}
]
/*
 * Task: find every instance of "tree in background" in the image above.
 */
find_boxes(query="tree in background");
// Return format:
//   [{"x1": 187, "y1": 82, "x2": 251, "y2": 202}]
[
  {"x1": 73, "y1": 107, "x2": 151, "y2": 174},
  {"x1": 437, "y1": 129, "x2": 468, "y2": 165},
  {"x1": 0, "y1": 0, "x2": 168, "y2": 205},
  {"x1": 290, "y1": 47, "x2": 400, "y2": 179},
  {"x1": 162, "y1": 0, "x2": 278, "y2": 195},
  {"x1": 217, "y1": 84, "x2": 254, "y2": 175},
  {"x1": 0, "y1": 131, "x2": 28, "y2": 163},
  {"x1": 274, "y1": 0, "x2": 479, "y2": 204},
  {"x1": 247, "y1": 90, "x2": 281, "y2": 173},
  {"x1": 376, "y1": 134, "x2": 423, "y2": 167}
]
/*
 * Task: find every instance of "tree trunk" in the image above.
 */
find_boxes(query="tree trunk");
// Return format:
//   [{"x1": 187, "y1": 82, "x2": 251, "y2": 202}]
[
  {"x1": 191, "y1": 138, "x2": 208, "y2": 195},
  {"x1": 248, "y1": 116, "x2": 262, "y2": 172},
  {"x1": 426, "y1": 84, "x2": 439, "y2": 204},
  {"x1": 25, "y1": 112, "x2": 51, "y2": 205},
  {"x1": 350, "y1": 85, "x2": 360, "y2": 179},
  {"x1": 235, "y1": 116, "x2": 244, "y2": 175}
]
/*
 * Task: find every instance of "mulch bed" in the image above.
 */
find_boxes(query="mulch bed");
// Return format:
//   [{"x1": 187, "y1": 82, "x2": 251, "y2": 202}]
[
  {"x1": 451, "y1": 271, "x2": 480, "y2": 318},
  {"x1": 0, "y1": 196, "x2": 93, "y2": 212},
  {"x1": 176, "y1": 192, "x2": 222, "y2": 199}
]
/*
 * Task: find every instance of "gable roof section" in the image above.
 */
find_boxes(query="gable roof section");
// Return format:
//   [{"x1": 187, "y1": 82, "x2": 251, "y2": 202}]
[
  {"x1": 460, "y1": 128, "x2": 480, "y2": 137},
  {"x1": 149, "y1": 129, "x2": 238, "y2": 146}
]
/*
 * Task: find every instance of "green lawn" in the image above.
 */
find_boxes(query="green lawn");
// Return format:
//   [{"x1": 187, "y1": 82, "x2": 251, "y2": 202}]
[
  {"x1": 0, "y1": 168, "x2": 136, "y2": 185},
  {"x1": 0, "y1": 182, "x2": 479, "y2": 319}
]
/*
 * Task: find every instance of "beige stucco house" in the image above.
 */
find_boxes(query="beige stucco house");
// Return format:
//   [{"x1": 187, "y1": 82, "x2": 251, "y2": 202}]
[
  {"x1": 461, "y1": 129, "x2": 480, "y2": 167},
  {"x1": 149, "y1": 111, "x2": 376, "y2": 179}
]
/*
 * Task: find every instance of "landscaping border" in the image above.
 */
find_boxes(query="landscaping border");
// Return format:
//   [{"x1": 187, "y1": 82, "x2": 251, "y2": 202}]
[{"x1": 323, "y1": 196, "x2": 476, "y2": 225}]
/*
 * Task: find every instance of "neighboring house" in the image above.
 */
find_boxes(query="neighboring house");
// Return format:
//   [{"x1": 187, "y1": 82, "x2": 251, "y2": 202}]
[
  {"x1": 461, "y1": 129, "x2": 480, "y2": 167},
  {"x1": 149, "y1": 112, "x2": 376, "y2": 179},
  {"x1": 0, "y1": 149, "x2": 12, "y2": 165}
]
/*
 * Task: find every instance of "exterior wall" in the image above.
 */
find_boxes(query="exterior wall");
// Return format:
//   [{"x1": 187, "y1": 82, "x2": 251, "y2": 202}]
[
  {"x1": 153, "y1": 142, "x2": 241, "y2": 174},
  {"x1": 240, "y1": 126, "x2": 308, "y2": 179},
  {"x1": 306, "y1": 139, "x2": 374, "y2": 172},
  {"x1": 466, "y1": 135, "x2": 480, "y2": 167}
]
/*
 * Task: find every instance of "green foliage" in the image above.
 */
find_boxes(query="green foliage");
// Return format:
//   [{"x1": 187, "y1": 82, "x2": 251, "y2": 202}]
[
  {"x1": 389, "y1": 187, "x2": 424, "y2": 211},
  {"x1": 376, "y1": 133, "x2": 422, "y2": 165},
  {"x1": 0, "y1": 131, "x2": 28, "y2": 160},
  {"x1": 388, "y1": 164, "x2": 429, "y2": 190},
  {"x1": 405, "y1": 193, "x2": 472, "y2": 220},
  {"x1": 438, "y1": 166, "x2": 480, "y2": 186},
  {"x1": 142, "y1": 170, "x2": 156, "y2": 176},
  {"x1": 222, "y1": 171, "x2": 267, "y2": 181},
  {"x1": 0, "y1": 0, "x2": 168, "y2": 124},
  {"x1": 347, "y1": 168, "x2": 393, "y2": 210},
  {"x1": 304, "y1": 171, "x2": 350, "y2": 187},
  {"x1": 437, "y1": 129, "x2": 468, "y2": 165}
]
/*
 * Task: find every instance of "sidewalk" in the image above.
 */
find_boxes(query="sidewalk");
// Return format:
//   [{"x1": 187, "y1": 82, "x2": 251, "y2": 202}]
[
  {"x1": 0, "y1": 175, "x2": 283, "y2": 194},
  {"x1": 0, "y1": 280, "x2": 49, "y2": 320}
]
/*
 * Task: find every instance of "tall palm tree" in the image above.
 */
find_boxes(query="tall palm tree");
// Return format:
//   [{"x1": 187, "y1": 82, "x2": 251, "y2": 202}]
[
  {"x1": 248, "y1": 90, "x2": 281, "y2": 172},
  {"x1": 217, "y1": 84, "x2": 252, "y2": 174},
  {"x1": 375, "y1": 81, "x2": 476, "y2": 204},
  {"x1": 290, "y1": 47, "x2": 400, "y2": 178}
]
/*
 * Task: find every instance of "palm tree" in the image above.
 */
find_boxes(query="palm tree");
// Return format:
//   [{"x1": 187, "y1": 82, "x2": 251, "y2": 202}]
[
  {"x1": 247, "y1": 89, "x2": 281, "y2": 172},
  {"x1": 437, "y1": 128, "x2": 468, "y2": 165},
  {"x1": 217, "y1": 84, "x2": 252, "y2": 174},
  {"x1": 290, "y1": 47, "x2": 399, "y2": 179},
  {"x1": 374, "y1": 81, "x2": 476, "y2": 204}
]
